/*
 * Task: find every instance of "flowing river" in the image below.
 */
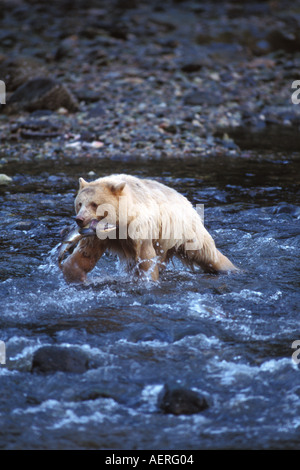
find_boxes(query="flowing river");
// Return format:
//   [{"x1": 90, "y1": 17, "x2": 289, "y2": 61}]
[{"x1": 0, "y1": 154, "x2": 299, "y2": 449}]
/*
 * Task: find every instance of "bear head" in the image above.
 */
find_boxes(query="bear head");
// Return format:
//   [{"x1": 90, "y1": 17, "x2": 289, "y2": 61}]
[{"x1": 74, "y1": 177, "x2": 126, "y2": 228}]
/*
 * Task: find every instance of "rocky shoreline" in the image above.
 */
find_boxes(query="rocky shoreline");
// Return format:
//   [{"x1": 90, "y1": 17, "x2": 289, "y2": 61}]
[{"x1": 1, "y1": 0, "x2": 300, "y2": 170}]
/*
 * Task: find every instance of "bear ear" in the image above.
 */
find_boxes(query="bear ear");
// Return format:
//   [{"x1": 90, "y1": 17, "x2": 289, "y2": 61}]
[
  {"x1": 79, "y1": 177, "x2": 88, "y2": 190},
  {"x1": 108, "y1": 181, "x2": 126, "y2": 195}
]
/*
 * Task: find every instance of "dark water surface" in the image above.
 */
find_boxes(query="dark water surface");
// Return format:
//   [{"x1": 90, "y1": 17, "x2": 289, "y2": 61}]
[{"x1": 0, "y1": 154, "x2": 300, "y2": 449}]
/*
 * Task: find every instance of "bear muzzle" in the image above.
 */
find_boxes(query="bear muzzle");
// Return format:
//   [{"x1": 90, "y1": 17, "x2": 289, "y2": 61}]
[
  {"x1": 75, "y1": 207, "x2": 93, "y2": 228},
  {"x1": 75, "y1": 215, "x2": 86, "y2": 228}
]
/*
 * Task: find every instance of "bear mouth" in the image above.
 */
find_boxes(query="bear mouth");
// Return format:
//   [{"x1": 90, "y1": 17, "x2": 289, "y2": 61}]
[
  {"x1": 82, "y1": 219, "x2": 116, "y2": 234},
  {"x1": 82, "y1": 218, "x2": 99, "y2": 231}
]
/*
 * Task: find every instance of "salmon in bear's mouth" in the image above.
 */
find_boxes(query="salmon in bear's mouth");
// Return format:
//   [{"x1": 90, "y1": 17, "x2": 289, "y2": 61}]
[
  {"x1": 58, "y1": 219, "x2": 117, "y2": 267},
  {"x1": 58, "y1": 222, "x2": 97, "y2": 266},
  {"x1": 81, "y1": 219, "x2": 116, "y2": 233},
  {"x1": 82, "y1": 219, "x2": 116, "y2": 234},
  {"x1": 81, "y1": 218, "x2": 99, "y2": 232}
]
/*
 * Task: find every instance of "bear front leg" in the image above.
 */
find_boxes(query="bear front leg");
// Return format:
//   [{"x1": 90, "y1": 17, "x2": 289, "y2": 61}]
[
  {"x1": 137, "y1": 241, "x2": 159, "y2": 281},
  {"x1": 60, "y1": 238, "x2": 106, "y2": 283}
]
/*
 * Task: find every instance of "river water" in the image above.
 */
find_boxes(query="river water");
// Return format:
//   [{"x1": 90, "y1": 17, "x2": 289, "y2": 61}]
[{"x1": 0, "y1": 154, "x2": 299, "y2": 449}]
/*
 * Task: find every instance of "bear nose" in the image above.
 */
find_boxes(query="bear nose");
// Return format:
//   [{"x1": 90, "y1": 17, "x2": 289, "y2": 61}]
[{"x1": 75, "y1": 215, "x2": 84, "y2": 227}]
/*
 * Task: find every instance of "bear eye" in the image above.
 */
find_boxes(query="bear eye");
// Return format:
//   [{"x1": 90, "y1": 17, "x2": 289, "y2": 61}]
[
  {"x1": 90, "y1": 202, "x2": 98, "y2": 210},
  {"x1": 78, "y1": 202, "x2": 82, "y2": 208}
]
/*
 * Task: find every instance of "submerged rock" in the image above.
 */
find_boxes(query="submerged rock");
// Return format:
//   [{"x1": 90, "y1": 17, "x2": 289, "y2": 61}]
[
  {"x1": 31, "y1": 345, "x2": 89, "y2": 374},
  {"x1": 158, "y1": 384, "x2": 209, "y2": 415},
  {"x1": 273, "y1": 204, "x2": 300, "y2": 218},
  {"x1": 6, "y1": 77, "x2": 79, "y2": 114}
]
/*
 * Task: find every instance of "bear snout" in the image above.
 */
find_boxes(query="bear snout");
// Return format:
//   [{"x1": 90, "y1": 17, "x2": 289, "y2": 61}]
[
  {"x1": 75, "y1": 206, "x2": 92, "y2": 228},
  {"x1": 75, "y1": 215, "x2": 86, "y2": 227}
]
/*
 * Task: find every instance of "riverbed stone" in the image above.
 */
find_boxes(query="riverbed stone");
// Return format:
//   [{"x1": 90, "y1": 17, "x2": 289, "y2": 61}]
[
  {"x1": 31, "y1": 346, "x2": 89, "y2": 374},
  {"x1": 6, "y1": 77, "x2": 79, "y2": 114},
  {"x1": 183, "y1": 90, "x2": 223, "y2": 107},
  {"x1": 0, "y1": 56, "x2": 48, "y2": 92}
]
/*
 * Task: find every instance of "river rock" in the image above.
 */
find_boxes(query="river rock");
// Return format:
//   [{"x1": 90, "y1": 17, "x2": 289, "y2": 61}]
[
  {"x1": 31, "y1": 345, "x2": 89, "y2": 374},
  {"x1": 6, "y1": 77, "x2": 79, "y2": 114},
  {"x1": 158, "y1": 384, "x2": 209, "y2": 415},
  {"x1": 0, "y1": 174, "x2": 12, "y2": 185},
  {"x1": 181, "y1": 62, "x2": 203, "y2": 73},
  {"x1": 183, "y1": 90, "x2": 223, "y2": 106},
  {"x1": 273, "y1": 204, "x2": 300, "y2": 217},
  {"x1": 54, "y1": 36, "x2": 78, "y2": 61},
  {"x1": 0, "y1": 56, "x2": 48, "y2": 92}
]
